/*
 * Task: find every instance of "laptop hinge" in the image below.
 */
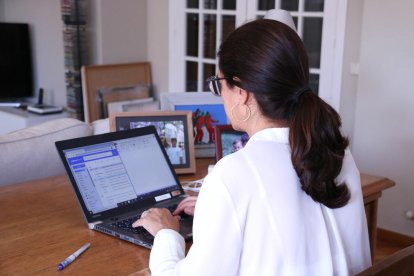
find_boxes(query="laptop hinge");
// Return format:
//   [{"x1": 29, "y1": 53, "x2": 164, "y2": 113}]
[{"x1": 88, "y1": 221, "x2": 103, "y2": 230}]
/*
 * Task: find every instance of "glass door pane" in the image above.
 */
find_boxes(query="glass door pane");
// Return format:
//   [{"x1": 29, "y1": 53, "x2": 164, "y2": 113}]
[
  {"x1": 223, "y1": 0, "x2": 236, "y2": 10},
  {"x1": 204, "y1": 0, "x2": 217, "y2": 9},
  {"x1": 303, "y1": 17, "x2": 323, "y2": 68},
  {"x1": 305, "y1": 0, "x2": 324, "y2": 11},
  {"x1": 204, "y1": 14, "x2": 217, "y2": 59},
  {"x1": 281, "y1": 0, "x2": 298, "y2": 11},
  {"x1": 222, "y1": 15, "x2": 236, "y2": 42},
  {"x1": 258, "y1": 0, "x2": 275, "y2": 10},
  {"x1": 309, "y1": 73, "x2": 319, "y2": 94},
  {"x1": 203, "y1": 63, "x2": 216, "y2": 91},
  {"x1": 186, "y1": 61, "x2": 198, "y2": 91},
  {"x1": 186, "y1": 14, "x2": 199, "y2": 57},
  {"x1": 187, "y1": 0, "x2": 199, "y2": 8}
]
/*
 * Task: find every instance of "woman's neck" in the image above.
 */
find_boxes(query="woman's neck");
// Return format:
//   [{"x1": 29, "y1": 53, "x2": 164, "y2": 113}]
[
  {"x1": 232, "y1": 95, "x2": 288, "y2": 137},
  {"x1": 242, "y1": 107, "x2": 287, "y2": 137}
]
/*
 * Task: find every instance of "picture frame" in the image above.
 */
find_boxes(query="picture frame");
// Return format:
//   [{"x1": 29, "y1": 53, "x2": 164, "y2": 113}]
[
  {"x1": 107, "y1": 97, "x2": 159, "y2": 115},
  {"x1": 160, "y1": 92, "x2": 225, "y2": 111},
  {"x1": 81, "y1": 62, "x2": 152, "y2": 123},
  {"x1": 109, "y1": 111, "x2": 196, "y2": 174},
  {"x1": 97, "y1": 84, "x2": 152, "y2": 119},
  {"x1": 214, "y1": 124, "x2": 249, "y2": 162},
  {"x1": 161, "y1": 92, "x2": 228, "y2": 158}
]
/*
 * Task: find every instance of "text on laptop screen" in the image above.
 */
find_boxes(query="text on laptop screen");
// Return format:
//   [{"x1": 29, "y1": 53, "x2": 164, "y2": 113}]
[{"x1": 63, "y1": 134, "x2": 179, "y2": 214}]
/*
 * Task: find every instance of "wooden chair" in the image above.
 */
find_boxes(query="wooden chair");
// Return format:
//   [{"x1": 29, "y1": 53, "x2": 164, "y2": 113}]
[
  {"x1": 356, "y1": 244, "x2": 414, "y2": 276},
  {"x1": 81, "y1": 62, "x2": 152, "y2": 123}
]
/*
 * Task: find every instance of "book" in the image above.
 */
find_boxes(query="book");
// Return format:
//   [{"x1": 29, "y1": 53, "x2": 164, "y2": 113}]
[{"x1": 27, "y1": 104, "x2": 63, "y2": 115}]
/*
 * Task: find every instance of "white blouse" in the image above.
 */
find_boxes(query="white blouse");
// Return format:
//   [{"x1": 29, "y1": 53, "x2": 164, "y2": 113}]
[{"x1": 149, "y1": 128, "x2": 371, "y2": 276}]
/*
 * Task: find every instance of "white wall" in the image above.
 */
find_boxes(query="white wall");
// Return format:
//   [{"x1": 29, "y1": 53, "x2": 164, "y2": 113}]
[
  {"x1": 88, "y1": 0, "x2": 168, "y2": 98},
  {"x1": 147, "y1": 0, "x2": 169, "y2": 100},
  {"x1": 89, "y1": 0, "x2": 147, "y2": 64},
  {"x1": 339, "y1": 0, "x2": 364, "y2": 142},
  {"x1": 0, "y1": 1, "x2": 4, "y2": 18},
  {"x1": 1, "y1": 0, "x2": 65, "y2": 105},
  {"x1": 352, "y1": 0, "x2": 414, "y2": 236}
]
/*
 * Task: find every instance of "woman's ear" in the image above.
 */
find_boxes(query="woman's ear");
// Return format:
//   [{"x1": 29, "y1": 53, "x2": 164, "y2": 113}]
[
  {"x1": 232, "y1": 76, "x2": 250, "y2": 105},
  {"x1": 238, "y1": 88, "x2": 250, "y2": 105}
]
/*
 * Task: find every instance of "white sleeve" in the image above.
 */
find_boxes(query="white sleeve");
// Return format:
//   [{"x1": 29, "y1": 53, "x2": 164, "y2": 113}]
[
  {"x1": 149, "y1": 172, "x2": 242, "y2": 276},
  {"x1": 149, "y1": 229, "x2": 186, "y2": 275}
]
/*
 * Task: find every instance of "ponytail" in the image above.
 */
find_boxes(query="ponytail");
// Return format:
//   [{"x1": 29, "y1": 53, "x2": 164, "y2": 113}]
[{"x1": 289, "y1": 91, "x2": 350, "y2": 208}]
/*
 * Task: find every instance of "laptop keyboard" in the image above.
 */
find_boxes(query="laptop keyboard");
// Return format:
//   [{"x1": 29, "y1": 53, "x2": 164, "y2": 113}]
[{"x1": 110, "y1": 204, "x2": 178, "y2": 238}]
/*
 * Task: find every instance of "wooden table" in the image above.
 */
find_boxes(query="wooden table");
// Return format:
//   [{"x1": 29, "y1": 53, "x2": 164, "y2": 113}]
[
  {"x1": 361, "y1": 174, "x2": 395, "y2": 261},
  {"x1": 0, "y1": 158, "x2": 394, "y2": 275}
]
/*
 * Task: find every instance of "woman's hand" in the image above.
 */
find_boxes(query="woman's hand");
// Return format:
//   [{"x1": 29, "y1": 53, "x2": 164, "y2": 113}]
[
  {"x1": 173, "y1": 196, "x2": 198, "y2": 216},
  {"x1": 132, "y1": 196, "x2": 198, "y2": 236},
  {"x1": 132, "y1": 208, "x2": 180, "y2": 236}
]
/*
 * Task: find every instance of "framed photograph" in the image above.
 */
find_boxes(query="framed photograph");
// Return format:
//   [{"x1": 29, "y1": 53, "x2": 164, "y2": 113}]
[
  {"x1": 215, "y1": 124, "x2": 249, "y2": 161},
  {"x1": 109, "y1": 111, "x2": 195, "y2": 174},
  {"x1": 161, "y1": 93, "x2": 228, "y2": 158},
  {"x1": 107, "y1": 97, "x2": 159, "y2": 115},
  {"x1": 81, "y1": 62, "x2": 152, "y2": 123},
  {"x1": 97, "y1": 84, "x2": 151, "y2": 118}
]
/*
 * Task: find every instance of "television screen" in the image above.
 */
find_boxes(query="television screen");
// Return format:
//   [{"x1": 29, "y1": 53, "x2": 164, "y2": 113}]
[{"x1": 0, "y1": 22, "x2": 34, "y2": 100}]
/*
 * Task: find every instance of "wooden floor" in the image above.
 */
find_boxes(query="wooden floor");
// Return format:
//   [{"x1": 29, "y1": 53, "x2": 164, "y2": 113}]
[{"x1": 375, "y1": 228, "x2": 414, "y2": 263}]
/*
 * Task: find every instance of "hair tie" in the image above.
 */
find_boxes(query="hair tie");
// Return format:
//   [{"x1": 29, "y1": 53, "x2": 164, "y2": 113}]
[{"x1": 295, "y1": 85, "x2": 311, "y2": 100}]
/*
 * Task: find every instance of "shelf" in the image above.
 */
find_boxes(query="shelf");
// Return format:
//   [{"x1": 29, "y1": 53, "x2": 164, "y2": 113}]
[{"x1": 61, "y1": 0, "x2": 88, "y2": 120}]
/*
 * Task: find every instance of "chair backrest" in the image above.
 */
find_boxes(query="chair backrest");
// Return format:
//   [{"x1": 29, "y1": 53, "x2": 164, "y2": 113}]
[
  {"x1": 356, "y1": 244, "x2": 414, "y2": 276},
  {"x1": 81, "y1": 62, "x2": 152, "y2": 123}
]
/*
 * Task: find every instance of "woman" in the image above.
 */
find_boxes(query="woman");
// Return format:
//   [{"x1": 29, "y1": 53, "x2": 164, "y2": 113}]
[{"x1": 133, "y1": 14, "x2": 371, "y2": 276}]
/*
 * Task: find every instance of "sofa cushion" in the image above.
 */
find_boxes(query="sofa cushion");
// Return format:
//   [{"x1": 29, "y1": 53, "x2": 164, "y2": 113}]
[
  {"x1": 90, "y1": 118, "x2": 110, "y2": 135},
  {"x1": 0, "y1": 118, "x2": 92, "y2": 186}
]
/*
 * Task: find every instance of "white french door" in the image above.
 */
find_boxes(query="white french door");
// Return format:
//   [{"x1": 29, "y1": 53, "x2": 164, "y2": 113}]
[{"x1": 169, "y1": 0, "x2": 346, "y2": 109}]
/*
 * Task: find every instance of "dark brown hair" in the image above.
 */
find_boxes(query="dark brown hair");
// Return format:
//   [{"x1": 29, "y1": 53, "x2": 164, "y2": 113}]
[{"x1": 218, "y1": 19, "x2": 350, "y2": 208}]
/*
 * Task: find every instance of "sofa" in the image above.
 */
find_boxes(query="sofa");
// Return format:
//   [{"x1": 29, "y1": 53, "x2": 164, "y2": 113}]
[{"x1": 0, "y1": 117, "x2": 110, "y2": 186}]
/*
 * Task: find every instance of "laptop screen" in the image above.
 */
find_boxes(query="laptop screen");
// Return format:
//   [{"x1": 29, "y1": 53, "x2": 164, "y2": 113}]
[{"x1": 59, "y1": 129, "x2": 183, "y2": 217}]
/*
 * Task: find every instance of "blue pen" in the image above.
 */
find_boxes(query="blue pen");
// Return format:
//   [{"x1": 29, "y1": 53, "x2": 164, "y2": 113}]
[{"x1": 57, "y1": 243, "x2": 90, "y2": 270}]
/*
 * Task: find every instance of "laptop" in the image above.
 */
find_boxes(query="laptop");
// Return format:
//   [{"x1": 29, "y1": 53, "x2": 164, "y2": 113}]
[{"x1": 55, "y1": 126, "x2": 193, "y2": 249}]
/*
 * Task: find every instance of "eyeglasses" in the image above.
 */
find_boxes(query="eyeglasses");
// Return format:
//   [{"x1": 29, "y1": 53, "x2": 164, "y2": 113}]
[{"x1": 206, "y1": 75, "x2": 229, "y2": 96}]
